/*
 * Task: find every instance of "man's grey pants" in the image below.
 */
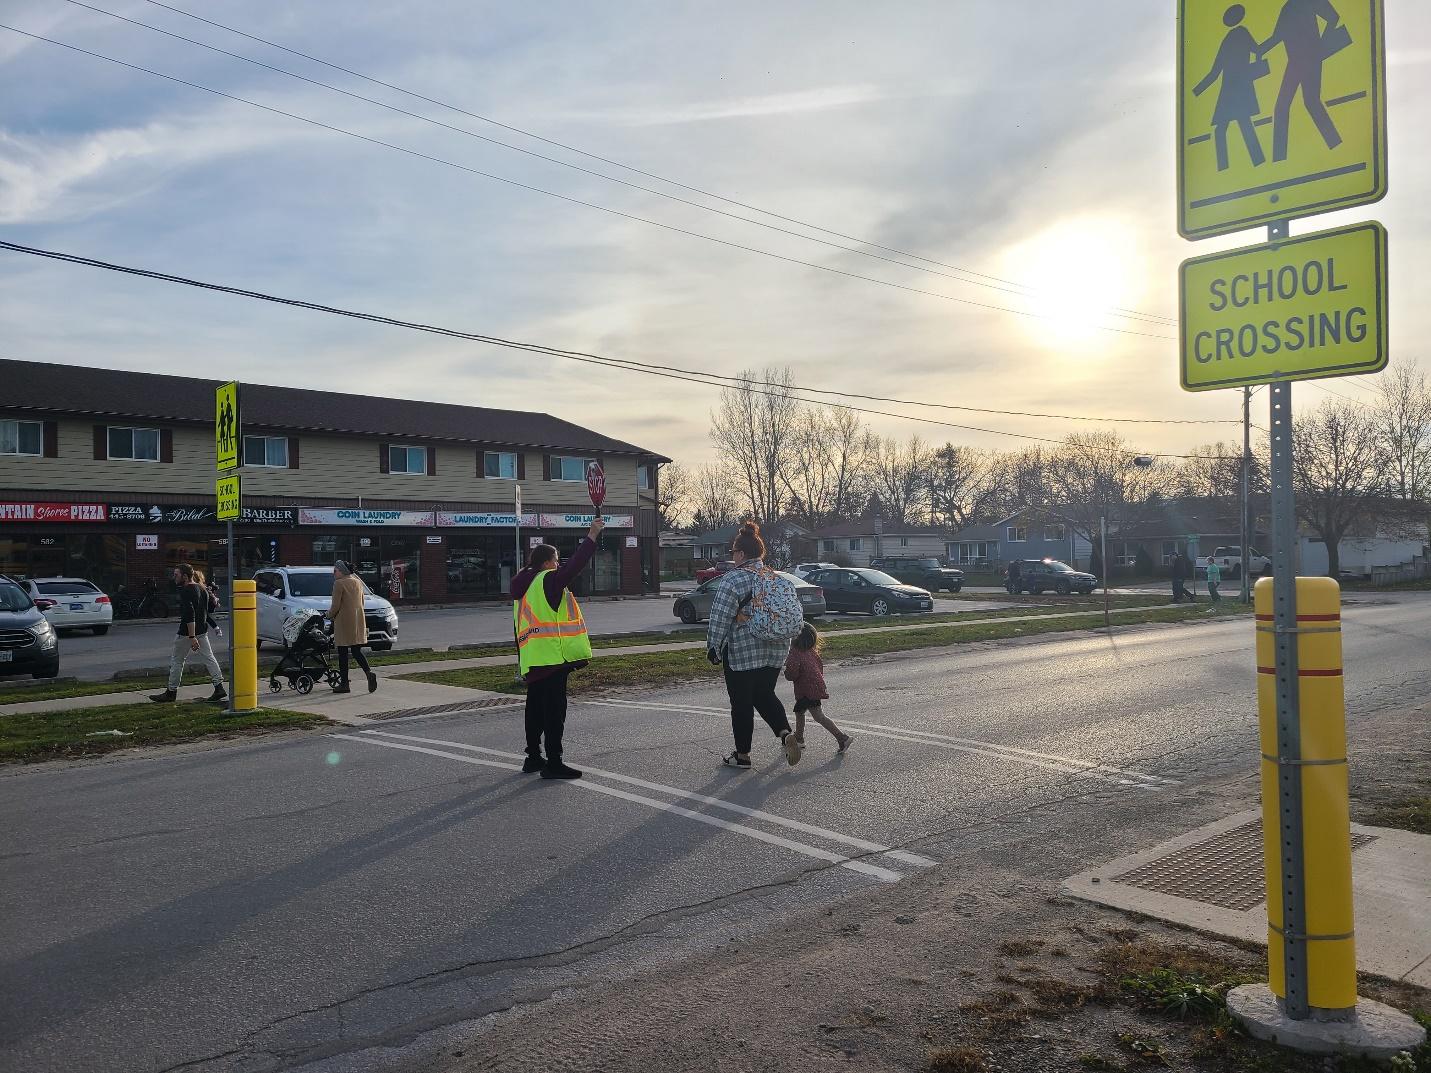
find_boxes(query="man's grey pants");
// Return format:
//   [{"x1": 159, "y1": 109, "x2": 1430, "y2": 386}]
[{"x1": 168, "y1": 634, "x2": 225, "y2": 690}]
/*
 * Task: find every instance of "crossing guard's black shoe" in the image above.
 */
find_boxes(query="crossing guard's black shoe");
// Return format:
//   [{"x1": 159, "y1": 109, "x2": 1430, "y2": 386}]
[
  {"x1": 522, "y1": 755, "x2": 545, "y2": 774},
  {"x1": 540, "y1": 761, "x2": 583, "y2": 780}
]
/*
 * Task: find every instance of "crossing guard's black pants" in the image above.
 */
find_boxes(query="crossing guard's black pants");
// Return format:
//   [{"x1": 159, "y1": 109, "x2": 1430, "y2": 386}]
[{"x1": 525, "y1": 668, "x2": 572, "y2": 761}]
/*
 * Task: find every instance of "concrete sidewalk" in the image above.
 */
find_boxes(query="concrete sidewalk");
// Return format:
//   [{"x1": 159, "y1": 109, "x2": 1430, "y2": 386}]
[
  {"x1": 1064, "y1": 809, "x2": 1431, "y2": 987},
  {"x1": 0, "y1": 601, "x2": 1205, "y2": 720}
]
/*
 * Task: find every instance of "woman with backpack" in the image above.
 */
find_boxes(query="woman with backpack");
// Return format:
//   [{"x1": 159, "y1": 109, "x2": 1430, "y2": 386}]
[{"x1": 706, "y1": 522, "x2": 803, "y2": 769}]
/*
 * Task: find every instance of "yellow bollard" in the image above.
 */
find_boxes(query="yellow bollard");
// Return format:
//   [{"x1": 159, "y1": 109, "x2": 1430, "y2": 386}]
[
  {"x1": 231, "y1": 579, "x2": 258, "y2": 712},
  {"x1": 1254, "y1": 576, "x2": 1355, "y2": 1012}
]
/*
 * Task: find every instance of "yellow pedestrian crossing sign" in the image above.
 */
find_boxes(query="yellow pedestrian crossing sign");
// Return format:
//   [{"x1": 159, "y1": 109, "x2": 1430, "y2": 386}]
[
  {"x1": 215, "y1": 381, "x2": 241, "y2": 471},
  {"x1": 216, "y1": 473, "x2": 242, "y2": 521},
  {"x1": 1177, "y1": 0, "x2": 1386, "y2": 240}
]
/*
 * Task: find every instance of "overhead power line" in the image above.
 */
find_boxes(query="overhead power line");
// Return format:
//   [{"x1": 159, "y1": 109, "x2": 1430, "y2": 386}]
[
  {"x1": 0, "y1": 237, "x2": 1230, "y2": 460},
  {"x1": 122, "y1": 0, "x2": 1176, "y2": 327},
  {"x1": 62, "y1": 0, "x2": 1176, "y2": 330}
]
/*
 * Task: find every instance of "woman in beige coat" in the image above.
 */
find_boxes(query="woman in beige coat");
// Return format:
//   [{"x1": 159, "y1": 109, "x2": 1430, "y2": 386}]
[{"x1": 326, "y1": 560, "x2": 376, "y2": 693}]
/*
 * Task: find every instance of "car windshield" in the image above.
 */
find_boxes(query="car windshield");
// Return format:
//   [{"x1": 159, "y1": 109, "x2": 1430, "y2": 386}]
[
  {"x1": 0, "y1": 582, "x2": 32, "y2": 612},
  {"x1": 36, "y1": 580, "x2": 99, "y2": 595},
  {"x1": 776, "y1": 572, "x2": 806, "y2": 586},
  {"x1": 915, "y1": 558, "x2": 942, "y2": 568},
  {"x1": 852, "y1": 569, "x2": 901, "y2": 586},
  {"x1": 287, "y1": 573, "x2": 336, "y2": 598}
]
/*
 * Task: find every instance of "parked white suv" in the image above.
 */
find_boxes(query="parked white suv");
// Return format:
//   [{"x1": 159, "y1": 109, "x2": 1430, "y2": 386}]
[
  {"x1": 251, "y1": 566, "x2": 399, "y2": 650},
  {"x1": 21, "y1": 577, "x2": 114, "y2": 635},
  {"x1": 1200, "y1": 546, "x2": 1272, "y2": 579}
]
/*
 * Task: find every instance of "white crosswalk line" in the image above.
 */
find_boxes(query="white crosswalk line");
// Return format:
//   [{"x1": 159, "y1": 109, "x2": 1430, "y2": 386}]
[{"x1": 334, "y1": 734, "x2": 907, "y2": 882}]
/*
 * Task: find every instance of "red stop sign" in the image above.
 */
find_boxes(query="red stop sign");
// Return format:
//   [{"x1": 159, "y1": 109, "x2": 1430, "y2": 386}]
[{"x1": 585, "y1": 461, "x2": 606, "y2": 511}]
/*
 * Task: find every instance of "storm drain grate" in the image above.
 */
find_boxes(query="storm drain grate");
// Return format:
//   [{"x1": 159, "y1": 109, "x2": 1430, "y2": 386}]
[
  {"x1": 373, "y1": 698, "x2": 522, "y2": 721},
  {"x1": 1112, "y1": 819, "x2": 1377, "y2": 911}
]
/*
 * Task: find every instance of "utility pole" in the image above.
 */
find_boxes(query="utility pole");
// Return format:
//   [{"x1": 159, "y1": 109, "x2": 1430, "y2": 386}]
[{"x1": 1241, "y1": 385, "x2": 1252, "y2": 604}]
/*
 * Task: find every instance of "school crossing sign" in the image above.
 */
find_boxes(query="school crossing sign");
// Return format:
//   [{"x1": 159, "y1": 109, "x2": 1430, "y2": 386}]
[
  {"x1": 1177, "y1": 0, "x2": 1386, "y2": 240},
  {"x1": 1180, "y1": 220, "x2": 1386, "y2": 391}
]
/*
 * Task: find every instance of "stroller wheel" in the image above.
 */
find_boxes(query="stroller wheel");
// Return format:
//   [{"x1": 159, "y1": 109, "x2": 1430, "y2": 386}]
[
  {"x1": 268, "y1": 678, "x2": 282, "y2": 693},
  {"x1": 326, "y1": 669, "x2": 342, "y2": 688},
  {"x1": 296, "y1": 674, "x2": 315, "y2": 695}
]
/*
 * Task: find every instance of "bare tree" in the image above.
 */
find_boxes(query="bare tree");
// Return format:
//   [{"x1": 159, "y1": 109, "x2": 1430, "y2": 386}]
[
  {"x1": 926, "y1": 444, "x2": 998, "y2": 529},
  {"x1": 689, "y1": 464, "x2": 740, "y2": 533},
  {"x1": 869, "y1": 435, "x2": 932, "y2": 525},
  {"x1": 709, "y1": 366, "x2": 800, "y2": 524},
  {"x1": 1371, "y1": 360, "x2": 1431, "y2": 502},
  {"x1": 1045, "y1": 430, "x2": 1161, "y2": 548},
  {"x1": 983, "y1": 447, "x2": 1051, "y2": 520},
  {"x1": 1176, "y1": 441, "x2": 1249, "y2": 500},
  {"x1": 656, "y1": 461, "x2": 691, "y2": 530},
  {"x1": 782, "y1": 407, "x2": 876, "y2": 528},
  {"x1": 1288, "y1": 400, "x2": 1390, "y2": 577}
]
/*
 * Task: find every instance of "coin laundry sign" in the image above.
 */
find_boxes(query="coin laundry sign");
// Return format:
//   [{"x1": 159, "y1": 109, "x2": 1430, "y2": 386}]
[{"x1": 1180, "y1": 220, "x2": 1386, "y2": 391}]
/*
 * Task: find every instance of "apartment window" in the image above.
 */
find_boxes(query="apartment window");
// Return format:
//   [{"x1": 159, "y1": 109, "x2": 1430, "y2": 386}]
[
  {"x1": 244, "y1": 435, "x2": 289, "y2": 468},
  {"x1": 1043, "y1": 524, "x2": 1066, "y2": 541},
  {"x1": 848, "y1": 538, "x2": 863, "y2": 552},
  {"x1": 898, "y1": 537, "x2": 910, "y2": 547},
  {"x1": 0, "y1": 419, "x2": 42, "y2": 456},
  {"x1": 1006, "y1": 526, "x2": 1027, "y2": 542},
  {"x1": 549, "y1": 455, "x2": 590, "y2": 481},
  {"x1": 483, "y1": 451, "x2": 517, "y2": 479},
  {"x1": 389, "y1": 445, "x2": 428, "y2": 474},
  {"x1": 108, "y1": 426, "x2": 160, "y2": 461},
  {"x1": 638, "y1": 465, "x2": 653, "y2": 490}
]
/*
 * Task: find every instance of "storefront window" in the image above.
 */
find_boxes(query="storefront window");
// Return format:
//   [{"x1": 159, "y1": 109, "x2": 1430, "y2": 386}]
[
  {"x1": 163, "y1": 537, "x2": 212, "y2": 581},
  {"x1": 0, "y1": 538, "x2": 25, "y2": 579},
  {"x1": 380, "y1": 536, "x2": 420, "y2": 600},
  {"x1": 237, "y1": 536, "x2": 282, "y2": 576},
  {"x1": 446, "y1": 535, "x2": 505, "y2": 595},
  {"x1": 593, "y1": 547, "x2": 621, "y2": 592},
  {"x1": 312, "y1": 536, "x2": 351, "y2": 567}
]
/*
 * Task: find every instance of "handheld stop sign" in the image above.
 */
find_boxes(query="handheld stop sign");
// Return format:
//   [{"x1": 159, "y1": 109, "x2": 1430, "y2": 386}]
[{"x1": 585, "y1": 461, "x2": 606, "y2": 513}]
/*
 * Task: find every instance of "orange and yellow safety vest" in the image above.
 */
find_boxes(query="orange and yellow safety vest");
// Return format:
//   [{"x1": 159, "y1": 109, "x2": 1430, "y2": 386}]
[{"x1": 514, "y1": 570, "x2": 592, "y2": 676}]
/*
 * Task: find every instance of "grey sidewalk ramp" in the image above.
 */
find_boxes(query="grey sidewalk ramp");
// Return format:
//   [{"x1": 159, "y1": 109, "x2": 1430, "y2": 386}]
[{"x1": 1064, "y1": 809, "x2": 1431, "y2": 987}]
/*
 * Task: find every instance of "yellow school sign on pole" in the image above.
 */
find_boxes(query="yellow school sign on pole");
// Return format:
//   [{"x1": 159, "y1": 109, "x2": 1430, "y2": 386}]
[
  {"x1": 1177, "y1": 0, "x2": 1386, "y2": 240},
  {"x1": 1180, "y1": 220, "x2": 1386, "y2": 391},
  {"x1": 215, "y1": 473, "x2": 242, "y2": 521},
  {"x1": 215, "y1": 380, "x2": 241, "y2": 471}
]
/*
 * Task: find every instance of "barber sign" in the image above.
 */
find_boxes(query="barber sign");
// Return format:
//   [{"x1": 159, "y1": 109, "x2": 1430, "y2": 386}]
[{"x1": 585, "y1": 461, "x2": 606, "y2": 512}]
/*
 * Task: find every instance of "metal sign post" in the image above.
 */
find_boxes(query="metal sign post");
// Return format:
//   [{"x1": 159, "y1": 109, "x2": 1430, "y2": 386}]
[
  {"x1": 215, "y1": 382, "x2": 241, "y2": 716},
  {"x1": 1242, "y1": 386, "x2": 1253, "y2": 605}
]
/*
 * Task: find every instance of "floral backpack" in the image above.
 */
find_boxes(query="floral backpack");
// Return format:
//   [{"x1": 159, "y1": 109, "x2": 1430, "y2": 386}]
[{"x1": 738, "y1": 566, "x2": 805, "y2": 642}]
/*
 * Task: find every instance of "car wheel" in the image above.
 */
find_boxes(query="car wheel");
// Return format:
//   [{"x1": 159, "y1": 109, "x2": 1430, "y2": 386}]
[
  {"x1": 949, "y1": 584, "x2": 962, "y2": 594},
  {"x1": 870, "y1": 598, "x2": 890, "y2": 617},
  {"x1": 92, "y1": 625, "x2": 109, "y2": 636},
  {"x1": 678, "y1": 602, "x2": 698, "y2": 624},
  {"x1": 1055, "y1": 581, "x2": 1070, "y2": 595}
]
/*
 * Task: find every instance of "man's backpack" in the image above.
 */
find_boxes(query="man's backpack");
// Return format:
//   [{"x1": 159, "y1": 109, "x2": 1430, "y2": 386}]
[{"x1": 740, "y1": 566, "x2": 805, "y2": 642}]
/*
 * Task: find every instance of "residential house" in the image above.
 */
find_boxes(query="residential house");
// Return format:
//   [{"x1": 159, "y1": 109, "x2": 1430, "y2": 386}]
[{"x1": 799, "y1": 521, "x2": 953, "y2": 568}]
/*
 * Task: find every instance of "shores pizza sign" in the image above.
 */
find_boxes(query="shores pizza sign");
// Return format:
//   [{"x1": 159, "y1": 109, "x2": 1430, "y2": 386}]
[{"x1": 0, "y1": 502, "x2": 108, "y2": 523}]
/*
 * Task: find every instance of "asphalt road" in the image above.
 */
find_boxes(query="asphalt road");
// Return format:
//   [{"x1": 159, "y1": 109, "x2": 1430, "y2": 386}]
[{"x1": 3, "y1": 593, "x2": 1425, "y2": 1073}]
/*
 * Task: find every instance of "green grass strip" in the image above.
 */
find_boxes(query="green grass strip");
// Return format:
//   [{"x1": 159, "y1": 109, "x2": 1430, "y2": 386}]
[
  {"x1": 402, "y1": 602, "x2": 1249, "y2": 697},
  {"x1": 0, "y1": 702, "x2": 327, "y2": 764}
]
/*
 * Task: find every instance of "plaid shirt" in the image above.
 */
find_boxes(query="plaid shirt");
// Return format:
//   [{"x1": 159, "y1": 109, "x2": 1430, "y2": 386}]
[{"x1": 706, "y1": 561, "x2": 792, "y2": 671}]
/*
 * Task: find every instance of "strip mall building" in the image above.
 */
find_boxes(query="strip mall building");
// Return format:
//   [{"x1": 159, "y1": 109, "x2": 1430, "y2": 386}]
[{"x1": 0, "y1": 359, "x2": 669, "y2": 608}]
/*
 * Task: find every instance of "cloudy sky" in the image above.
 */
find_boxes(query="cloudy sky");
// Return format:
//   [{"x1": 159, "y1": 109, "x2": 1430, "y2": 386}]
[{"x1": 1, "y1": 1, "x2": 1427, "y2": 465}]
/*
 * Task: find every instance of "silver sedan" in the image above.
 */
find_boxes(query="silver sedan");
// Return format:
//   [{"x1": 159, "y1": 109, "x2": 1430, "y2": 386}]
[{"x1": 672, "y1": 571, "x2": 826, "y2": 624}]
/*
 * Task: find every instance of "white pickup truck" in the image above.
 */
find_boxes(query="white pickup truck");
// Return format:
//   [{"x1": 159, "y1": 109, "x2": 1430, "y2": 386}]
[{"x1": 1199, "y1": 546, "x2": 1271, "y2": 579}]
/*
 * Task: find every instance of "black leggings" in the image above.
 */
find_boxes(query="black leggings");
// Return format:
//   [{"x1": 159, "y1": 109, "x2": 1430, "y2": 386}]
[
  {"x1": 525, "y1": 668, "x2": 571, "y2": 761},
  {"x1": 722, "y1": 662, "x2": 791, "y2": 754},
  {"x1": 338, "y1": 645, "x2": 371, "y2": 683}
]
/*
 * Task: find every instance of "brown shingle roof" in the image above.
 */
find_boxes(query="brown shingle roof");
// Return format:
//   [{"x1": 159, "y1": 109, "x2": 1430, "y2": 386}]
[{"x1": 1, "y1": 358, "x2": 668, "y2": 459}]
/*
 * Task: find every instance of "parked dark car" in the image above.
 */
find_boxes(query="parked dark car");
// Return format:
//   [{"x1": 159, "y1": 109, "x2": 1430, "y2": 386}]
[
  {"x1": 869, "y1": 556, "x2": 965, "y2": 593},
  {"x1": 1006, "y1": 559, "x2": 1097, "y2": 595},
  {"x1": 806, "y1": 568, "x2": 934, "y2": 616},
  {"x1": 0, "y1": 573, "x2": 61, "y2": 679},
  {"x1": 672, "y1": 571, "x2": 826, "y2": 624}
]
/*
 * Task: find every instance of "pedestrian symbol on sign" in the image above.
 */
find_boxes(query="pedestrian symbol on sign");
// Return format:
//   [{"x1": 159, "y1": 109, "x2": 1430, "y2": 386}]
[{"x1": 215, "y1": 381, "x2": 241, "y2": 471}]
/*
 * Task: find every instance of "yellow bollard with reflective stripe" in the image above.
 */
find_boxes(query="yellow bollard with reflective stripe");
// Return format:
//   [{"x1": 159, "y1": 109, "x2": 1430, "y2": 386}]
[
  {"x1": 231, "y1": 579, "x2": 258, "y2": 712},
  {"x1": 1254, "y1": 576, "x2": 1356, "y2": 1012}
]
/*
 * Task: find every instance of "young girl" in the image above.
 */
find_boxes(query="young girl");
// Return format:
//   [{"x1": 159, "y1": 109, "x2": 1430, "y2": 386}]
[{"x1": 783, "y1": 623, "x2": 852, "y2": 753}]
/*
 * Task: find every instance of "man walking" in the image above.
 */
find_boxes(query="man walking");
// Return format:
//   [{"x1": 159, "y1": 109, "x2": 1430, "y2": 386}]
[
  {"x1": 149, "y1": 563, "x2": 227, "y2": 704},
  {"x1": 1260, "y1": 0, "x2": 1346, "y2": 162},
  {"x1": 1171, "y1": 550, "x2": 1194, "y2": 604}
]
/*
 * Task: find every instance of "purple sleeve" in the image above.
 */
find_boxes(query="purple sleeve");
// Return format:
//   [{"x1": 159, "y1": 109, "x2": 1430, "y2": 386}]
[{"x1": 544, "y1": 537, "x2": 597, "y2": 607}]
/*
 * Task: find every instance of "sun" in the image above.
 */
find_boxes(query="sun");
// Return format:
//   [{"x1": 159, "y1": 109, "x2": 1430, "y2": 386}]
[{"x1": 999, "y1": 216, "x2": 1146, "y2": 351}]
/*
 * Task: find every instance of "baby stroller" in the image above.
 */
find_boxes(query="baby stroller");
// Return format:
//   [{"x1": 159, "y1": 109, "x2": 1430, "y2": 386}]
[{"x1": 268, "y1": 609, "x2": 340, "y2": 695}]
